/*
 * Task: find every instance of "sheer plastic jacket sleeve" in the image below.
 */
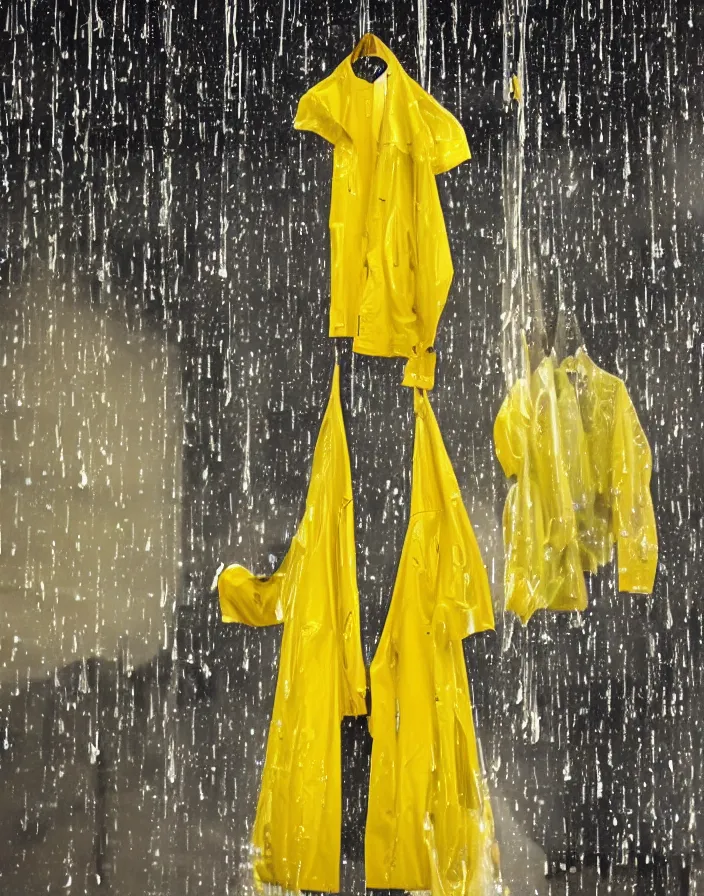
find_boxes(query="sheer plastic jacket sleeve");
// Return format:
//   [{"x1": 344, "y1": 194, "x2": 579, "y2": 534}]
[
  {"x1": 493, "y1": 382, "x2": 527, "y2": 481},
  {"x1": 611, "y1": 383, "x2": 658, "y2": 593}
]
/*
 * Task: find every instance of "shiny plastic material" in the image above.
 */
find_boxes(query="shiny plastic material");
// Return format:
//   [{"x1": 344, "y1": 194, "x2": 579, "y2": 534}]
[
  {"x1": 495, "y1": 336, "x2": 658, "y2": 624},
  {"x1": 553, "y1": 363, "x2": 601, "y2": 572},
  {"x1": 494, "y1": 349, "x2": 588, "y2": 624},
  {"x1": 564, "y1": 348, "x2": 658, "y2": 593},
  {"x1": 294, "y1": 34, "x2": 470, "y2": 391},
  {"x1": 217, "y1": 365, "x2": 366, "y2": 893},
  {"x1": 365, "y1": 389, "x2": 500, "y2": 894}
]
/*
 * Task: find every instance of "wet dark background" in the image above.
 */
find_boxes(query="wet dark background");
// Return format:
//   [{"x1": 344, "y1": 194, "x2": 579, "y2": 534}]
[{"x1": 0, "y1": 0, "x2": 703, "y2": 893}]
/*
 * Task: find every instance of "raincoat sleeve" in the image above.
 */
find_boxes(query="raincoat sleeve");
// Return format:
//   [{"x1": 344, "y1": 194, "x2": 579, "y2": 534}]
[
  {"x1": 417, "y1": 88, "x2": 471, "y2": 174},
  {"x1": 611, "y1": 383, "x2": 658, "y2": 593},
  {"x1": 441, "y1": 530, "x2": 495, "y2": 642},
  {"x1": 439, "y1": 492, "x2": 495, "y2": 640},
  {"x1": 218, "y1": 563, "x2": 285, "y2": 627},
  {"x1": 493, "y1": 384, "x2": 524, "y2": 480},
  {"x1": 293, "y1": 75, "x2": 346, "y2": 145}
]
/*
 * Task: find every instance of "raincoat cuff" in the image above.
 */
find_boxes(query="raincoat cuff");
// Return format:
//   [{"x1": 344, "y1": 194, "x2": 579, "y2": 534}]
[
  {"x1": 402, "y1": 349, "x2": 436, "y2": 390},
  {"x1": 617, "y1": 537, "x2": 658, "y2": 594}
]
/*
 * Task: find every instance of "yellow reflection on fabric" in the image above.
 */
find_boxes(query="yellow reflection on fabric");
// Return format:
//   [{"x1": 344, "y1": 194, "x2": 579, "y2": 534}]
[{"x1": 218, "y1": 365, "x2": 366, "y2": 893}]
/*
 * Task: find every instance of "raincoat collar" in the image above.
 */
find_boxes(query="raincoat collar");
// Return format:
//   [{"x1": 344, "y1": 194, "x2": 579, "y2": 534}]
[
  {"x1": 349, "y1": 33, "x2": 398, "y2": 77},
  {"x1": 338, "y1": 35, "x2": 424, "y2": 151}
]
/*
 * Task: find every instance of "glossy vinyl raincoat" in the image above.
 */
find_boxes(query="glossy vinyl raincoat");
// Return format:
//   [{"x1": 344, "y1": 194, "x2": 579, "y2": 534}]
[
  {"x1": 563, "y1": 348, "x2": 658, "y2": 593},
  {"x1": 366, "y1": 389, "x2": 500, "y2": 894},
  {"x1": 294, "y1": 33, "x2": 470, "y2": 391},
  {"x1": 494, "y1": 349, "x2": 588, "y2": 624},
  {"x1": 217, "y1": 365, "x2": 366, "y2": 893}
]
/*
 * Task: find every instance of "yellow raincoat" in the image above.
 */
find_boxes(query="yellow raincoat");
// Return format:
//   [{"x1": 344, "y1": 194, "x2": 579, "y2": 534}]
[
  {"x1": 217, "y1": 365, "x2": 367, "y2": 893},
  {"x1": 563, "y1": 348, "x2": 658, "y2": 592},
  {"x1": 294, "y1": 34, "x2": 470, "y2": 391},
  {"x1": 494, "y1": 348, "x2": 588, "y2": 624},
  {"x1": 366, "y1": 389, "x2": 500, "y2": 894}
]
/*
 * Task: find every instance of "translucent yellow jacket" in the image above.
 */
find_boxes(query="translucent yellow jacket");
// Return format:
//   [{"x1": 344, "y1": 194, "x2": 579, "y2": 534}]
[
  {"x1": 495, "y1": 344, "x2": 658, "y2": 624},
  {"x1": 564, "y1": 349, "x2": 658, "y2": 593},
  {"x1": 294, "y1": 34, "x2": 470, "y2": 391},
  {"x1": 494, "y1": 354, "x2": 588, "y2": 623},
  {"x1": 366, "y1": 389, "x2": 500, "y2": 894},
  {"x1": 217, "y1": 366, "x2": 366, "y2": 893}
]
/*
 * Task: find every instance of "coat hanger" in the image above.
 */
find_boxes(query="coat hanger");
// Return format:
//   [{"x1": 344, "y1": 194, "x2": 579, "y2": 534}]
[
  {"x1": 351, "y1": 33, "x2": 390, "y2": 82},
  {"x1": 351, "y1": 33, "x2": 391, "y2": 63}
]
